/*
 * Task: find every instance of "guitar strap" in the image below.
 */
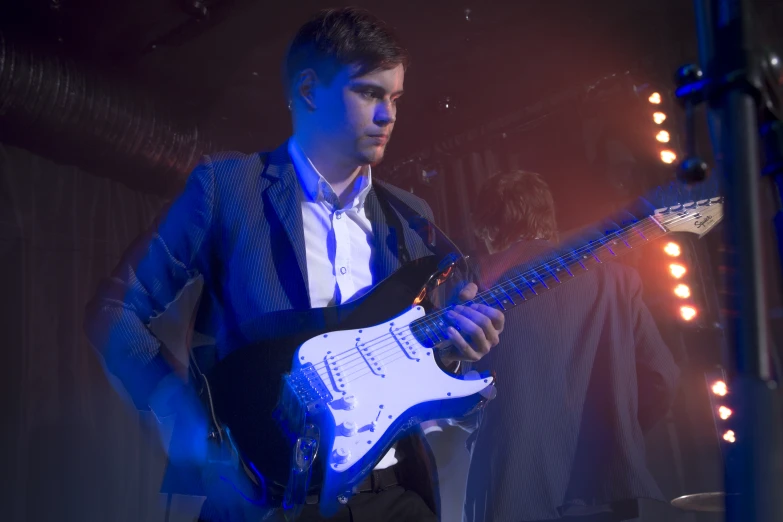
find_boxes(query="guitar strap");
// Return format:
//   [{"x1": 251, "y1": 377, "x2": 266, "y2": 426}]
[{"x1": 371, "y1": 181, "x2": 470, "y2": 282}]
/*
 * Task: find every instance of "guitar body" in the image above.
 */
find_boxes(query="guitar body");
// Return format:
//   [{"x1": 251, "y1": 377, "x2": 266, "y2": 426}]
[{"x1": 207, "y1": 255, "x2": 494, "y2": 516}]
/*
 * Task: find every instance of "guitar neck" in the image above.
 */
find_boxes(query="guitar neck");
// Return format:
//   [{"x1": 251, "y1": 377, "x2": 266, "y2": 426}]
[{"x1": 409, "y1": 215, "x2": 669, "y2": 348}]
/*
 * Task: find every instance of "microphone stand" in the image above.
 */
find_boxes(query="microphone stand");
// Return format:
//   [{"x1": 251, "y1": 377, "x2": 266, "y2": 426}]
[{"x1": 676, "y1": 0, "x2": 783, "y2": 520}]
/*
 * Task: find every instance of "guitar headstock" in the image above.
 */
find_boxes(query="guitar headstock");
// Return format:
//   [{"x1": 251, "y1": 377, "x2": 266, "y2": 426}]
[{"x1": 653, "y1": 197, "x2": 724, "y2": 238}]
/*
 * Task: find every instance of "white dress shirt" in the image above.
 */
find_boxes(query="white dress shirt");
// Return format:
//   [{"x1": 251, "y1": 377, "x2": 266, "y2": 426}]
[
  {"x1": 288, "y1": 138, "x2": 398, "y2": 470},
  {"x1": 288, "y1": 138, "x2": 375, "y2": 308}
]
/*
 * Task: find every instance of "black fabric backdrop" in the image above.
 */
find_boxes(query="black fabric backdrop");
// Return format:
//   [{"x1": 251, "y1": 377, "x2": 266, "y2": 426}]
[{"x1": 0, "y1": 143, "x2": 210, "y2": 522}]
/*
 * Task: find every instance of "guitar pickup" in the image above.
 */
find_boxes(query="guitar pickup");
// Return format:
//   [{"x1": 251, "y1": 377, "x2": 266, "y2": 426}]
[
  {"x1": 390, "y1": 326, "x2": 421, "y2": 360},
  {"x1": 356, "y1": 339, "x2": 385, "y2": 377}
]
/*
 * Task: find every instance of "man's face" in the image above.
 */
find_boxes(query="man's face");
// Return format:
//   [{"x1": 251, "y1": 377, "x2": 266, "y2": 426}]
[{"x1": 313, "y1": 63, "x2": 405, "y2": 166}]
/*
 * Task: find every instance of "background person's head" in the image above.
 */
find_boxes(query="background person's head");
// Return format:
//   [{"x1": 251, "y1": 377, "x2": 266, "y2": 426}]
[{"x1": 473, "y1": 170, "x2": 558, "y2": 253}]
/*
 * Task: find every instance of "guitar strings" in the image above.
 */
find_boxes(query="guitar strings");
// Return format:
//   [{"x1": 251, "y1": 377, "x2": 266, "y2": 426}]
[
  {"x1": 331, "y1": 211, "x2": 700, "y2": 386},
  {"x1": 307, "y1": 210, "x2": 699, "y2": 385},
  {"x1": 304, "y1": 209, "x2": 703, "y2": 387}
]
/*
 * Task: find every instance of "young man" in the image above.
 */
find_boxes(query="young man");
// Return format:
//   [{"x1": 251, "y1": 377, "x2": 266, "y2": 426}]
[
  {"x1": 84, "y1": 7, "x2": 504, "y2": 522},
  {"x1": 464, "y1": 171, "x2": 679, "y2": 522}
]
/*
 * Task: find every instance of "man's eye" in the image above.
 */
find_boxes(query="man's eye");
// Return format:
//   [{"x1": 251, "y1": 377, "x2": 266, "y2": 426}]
[{"x1": 361, "y1": 91, "x2": 375, "y2": 99}]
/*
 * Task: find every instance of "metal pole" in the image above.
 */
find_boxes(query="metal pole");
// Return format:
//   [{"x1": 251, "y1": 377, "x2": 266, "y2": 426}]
[{"x1": 695, "y1": 0, "x2": 783, "y2": 519}]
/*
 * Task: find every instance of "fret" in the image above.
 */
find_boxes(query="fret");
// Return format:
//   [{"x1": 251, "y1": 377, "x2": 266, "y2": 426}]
[
  {"x1": 411, "y1": 321, "x2": 439, "y2": 348},
  {"x1": 430, "y1": 315, "x2": 451, "y2": 340},
  {"x1": 529, "y1": 268, "x2": 549, "y2": 289},
  {"x1": 523, "y1": 277, "x2": 538, "y2": 295},
  {"x1": 507, "y1": 279, "x2": 526, "y2": 299},
  {"x1": 425, "y1": 321, "x2": 442, "y2": 345},
  {"x1": 493, "y1": 287, "x2": 509, "y2": 307},
  {"x1": 586, "y1": 241, "x2": 603, "y2": 263},
  {"x1": 476, "y1": 287, "x2": 500, "y2": 308},
  {"x1": 498, "y1": 281, "x2": 517, "y2": 306},
  {"x1": 411, "y1": 322, "x2": 429, "y2": 346},
  {"x1": 632, "y1": 223, "x2": 649, "y2": 241},
  {"x1": 597, "y1": 236, "x2": 616, "y2": 256},
  {"x1": 482, "y1": 288, "x2": 506, "y2": 310},
  {"x1": 408, "y1": 322, "x2": 423, "y2": 347},
  {"x1": 618, "y1": 234, "x2": 634, "y2": 249},
  {"x1": 643, "y1": 217, "x2": 668, "y2": 239},
  {"x1": 476, "y1": 293, "x2": 492, "y2": 307},
  {"x1": 624, "y1": 234, "x2": 645, "y2": 249},
  {"x1": 616, "y1": 230, "x2": 632, "y2": 248},
  {"x1": 542, "y1": 263, "x2": 561, "y2": 283},
  {"x1": 557, "y1": 257, "x2": 574, "y2": 276},
  {"x1": 423, "y1": 319, "x2": 447, "y2": 344},
  {"x1": 568, "y1": 250, "x2": 588, "y2": 270}
]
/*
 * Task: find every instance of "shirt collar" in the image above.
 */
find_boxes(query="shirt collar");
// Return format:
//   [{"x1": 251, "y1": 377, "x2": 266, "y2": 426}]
[{"x1": 288, "y1": 137, "x2": 373, "y2": 211}]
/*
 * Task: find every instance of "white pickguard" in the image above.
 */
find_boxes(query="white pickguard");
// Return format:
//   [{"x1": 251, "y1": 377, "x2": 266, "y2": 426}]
[{"x1": 294, "y1": 305, "x2": 494, "y2": 474}]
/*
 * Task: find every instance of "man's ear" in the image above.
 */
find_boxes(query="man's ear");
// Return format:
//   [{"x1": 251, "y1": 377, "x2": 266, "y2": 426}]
[{"x1": 295, "y1": 69, "x2": 318, "y2": 110}]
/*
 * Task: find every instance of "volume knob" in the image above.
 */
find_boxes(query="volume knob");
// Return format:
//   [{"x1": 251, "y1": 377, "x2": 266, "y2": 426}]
[
  {"x1": 341, "y1": 421, "x2": 357, "y2": 436},
  {"x1": 333, "y1": 447, "x2": 351, "y2": 465},
  {"x1": 343, "y1": 394, "x2": 358, "y2": 410}
]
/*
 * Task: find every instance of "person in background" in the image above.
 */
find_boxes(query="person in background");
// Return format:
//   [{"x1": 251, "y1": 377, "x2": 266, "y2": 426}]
[{"x1": 463, "y1": 170, "x2": 680, "y2": 522}]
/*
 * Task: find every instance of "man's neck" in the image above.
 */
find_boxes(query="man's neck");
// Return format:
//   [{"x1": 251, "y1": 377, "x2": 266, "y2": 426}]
[{"x1": 294, "y1": 135, "x2": 366, "y2": 204}]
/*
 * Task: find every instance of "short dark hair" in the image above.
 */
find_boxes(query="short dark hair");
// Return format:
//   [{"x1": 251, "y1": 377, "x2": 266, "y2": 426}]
[
  {"x1": 283, "y1": 7, "x2": 410, "y2": 95},
  {"x1": 473, "y1": 170, "x2": 558, "y2": 250}
]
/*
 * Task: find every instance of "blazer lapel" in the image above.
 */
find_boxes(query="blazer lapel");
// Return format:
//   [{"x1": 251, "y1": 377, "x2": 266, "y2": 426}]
[
  {"x1": 261, "y1": 144, "x2": 310, "y2": 306},
  {"x1": 365, "y1": 187, "x2": 402, "y2": 284}
]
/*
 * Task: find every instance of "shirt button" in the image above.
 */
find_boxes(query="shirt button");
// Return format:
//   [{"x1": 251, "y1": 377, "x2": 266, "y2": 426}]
[
  {"x1": 340, "y1": 267, "x2": 347, "y2": 275},
  {"x1": 336, "y1": 213, "x2": 342, "y2": 220}
]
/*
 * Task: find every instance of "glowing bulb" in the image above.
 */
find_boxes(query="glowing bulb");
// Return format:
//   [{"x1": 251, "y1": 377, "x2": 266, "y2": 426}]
[
  {"x1": 663, "y1": 242, "x2": 681, "y2": 256},
  {"x1": 648, "y1": 92, "x2": 662, "y2": 104},
  {"x1": 669, "y1": 263, "x2": 687, "y2": 278},
  {"x1": 723, "y1": 430, "x2": 736, "y2": 443},
  {"x1": 661, "y1": 150, "x2": 677, "y2": 164},
  {"x1": 719, "y1": 406, "x2": 733, "y2": 420},
  {"x1": 656, "y1": 130, "x2": 671, "y2": 143},
  {"x1": 674, "y1": 284, "x2": 691, "y2": 298},
  {"x1": 680, "y1": 305, "x2": 697, "y2": 321},
  {"x1": 654, "y1": 112, "x2": 667, "y2": 124},
  {"x1": 712, "y1": 381, "x2": 728, "y2": 396}
]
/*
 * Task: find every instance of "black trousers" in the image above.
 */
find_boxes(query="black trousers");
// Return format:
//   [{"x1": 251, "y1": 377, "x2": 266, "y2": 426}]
[{"x1": 198, "y1": 485, "x2": 437, "y2": 522}]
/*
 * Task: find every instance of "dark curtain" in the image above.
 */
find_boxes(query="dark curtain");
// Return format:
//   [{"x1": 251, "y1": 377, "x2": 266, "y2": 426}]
[{"x1": 1, "y1": 143, "x2": 205, "y2": 522}]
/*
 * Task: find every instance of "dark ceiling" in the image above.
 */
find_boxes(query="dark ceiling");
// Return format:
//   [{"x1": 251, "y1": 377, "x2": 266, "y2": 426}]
[{"x1": 2, "y1": 0, "x2": 782, "y2": 168}]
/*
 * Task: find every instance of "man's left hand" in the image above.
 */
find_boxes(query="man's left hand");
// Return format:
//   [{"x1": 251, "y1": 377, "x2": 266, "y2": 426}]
[{"x1": 440, "y1": 282, "x2": 505, "y2": 366}]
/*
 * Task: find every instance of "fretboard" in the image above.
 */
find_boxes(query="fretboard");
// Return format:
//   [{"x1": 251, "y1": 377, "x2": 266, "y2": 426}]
[{"x1": 409, "y1": 216, "x2": 668, "y2": 348}]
